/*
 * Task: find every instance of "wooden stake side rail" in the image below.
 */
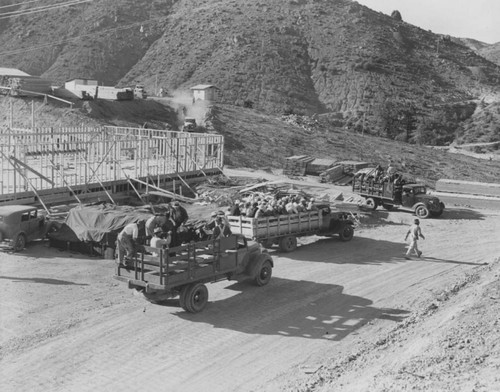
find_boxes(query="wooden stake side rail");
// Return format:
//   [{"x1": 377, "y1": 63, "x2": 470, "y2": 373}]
[
  {"x1": 0, "y1": 127, "x2": 224, "y2": 203},
  {"x1": 227, "y1": 211, "x2": 324, "y2": 241},
  {"x1": 116, "y1": 236, "x2": 242, "y2": 290}
]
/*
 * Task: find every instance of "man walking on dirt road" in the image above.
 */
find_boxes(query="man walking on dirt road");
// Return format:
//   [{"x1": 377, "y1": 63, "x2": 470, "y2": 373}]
[{"x1": 404, "y1": 218, "x2": 425, "y2": 259}]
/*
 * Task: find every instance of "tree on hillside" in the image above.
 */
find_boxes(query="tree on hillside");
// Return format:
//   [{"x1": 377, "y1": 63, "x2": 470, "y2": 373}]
[{"x1": 379, "y1": 99, "x2": 417, "y2": 142}]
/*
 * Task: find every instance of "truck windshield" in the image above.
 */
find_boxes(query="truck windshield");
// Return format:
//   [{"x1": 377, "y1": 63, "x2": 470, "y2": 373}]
[{"x1": 413, "y1": 186, "x2": 427, "y2": 195}]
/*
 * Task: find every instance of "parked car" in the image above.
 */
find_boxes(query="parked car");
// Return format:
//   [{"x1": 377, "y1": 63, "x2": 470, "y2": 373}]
[{"x1": 0, "y1": 205, "x2": 47, "y2": 251}]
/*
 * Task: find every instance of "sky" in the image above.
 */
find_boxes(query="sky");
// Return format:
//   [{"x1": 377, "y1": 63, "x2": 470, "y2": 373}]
[{"x1": 355, "y1": 0, "x2": 500, "y2": 44}]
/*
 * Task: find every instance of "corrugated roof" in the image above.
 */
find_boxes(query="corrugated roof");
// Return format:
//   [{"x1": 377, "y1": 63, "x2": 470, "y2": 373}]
[
  {"x1": 0, "y1": 67, "x2": 30, "y2": 77},
  {"x1": 190, "y1": 84, "x2": 218, "y2": 90}
]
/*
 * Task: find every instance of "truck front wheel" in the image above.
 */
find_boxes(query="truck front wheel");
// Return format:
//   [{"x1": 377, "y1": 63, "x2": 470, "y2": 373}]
[
  {"x1": 365, "y1": 198, "x2": 377, "y2": 211},
  {"x1": 279, "y1": 235, "x2": 297, "y2": 252},
  {"x1": 338, "y1": 224, "x2": 354, "y2": 241},
  {"x1": 254, "y1": 259, "x2": 273, "y2": 286},
  {"x1": 415, "y1": 205, "x2": 430, "y2": 219}
]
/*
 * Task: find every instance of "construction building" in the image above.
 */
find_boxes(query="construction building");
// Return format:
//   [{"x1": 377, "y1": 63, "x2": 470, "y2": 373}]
[
  {"x1": 0, "y1": 126, "x2": 224, "y2": 209},
  {"x1": 190, "y1": 85, "x2": 220, "y2": 102}
]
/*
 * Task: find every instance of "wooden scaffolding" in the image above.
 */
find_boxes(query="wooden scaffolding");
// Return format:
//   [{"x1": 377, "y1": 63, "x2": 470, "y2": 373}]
[{"x1": 0, "y1": 126, "x2": 224, "y2": 206}]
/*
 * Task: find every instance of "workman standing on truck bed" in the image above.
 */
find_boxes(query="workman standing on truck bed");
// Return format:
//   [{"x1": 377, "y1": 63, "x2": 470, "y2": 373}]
[
  {"x1": 117, "y1": 222, "x2": 139, "y2": 265},
  {"x1": 404, "y1": 218, "x2": 425, "y2": 259}
]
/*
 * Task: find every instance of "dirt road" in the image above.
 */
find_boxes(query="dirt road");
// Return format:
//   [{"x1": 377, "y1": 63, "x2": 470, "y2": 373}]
[{"x1": 1, "y1": 173, "x2": 499, "y2": 392}]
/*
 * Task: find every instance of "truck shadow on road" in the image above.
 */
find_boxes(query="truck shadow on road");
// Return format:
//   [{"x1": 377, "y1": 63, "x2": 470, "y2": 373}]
[
  {"x1": 176, "y1": 278, "x2": 409, "y2": 341},
  {"x1": 0, "y1": 276, "x2": 89, "y2": 286},
  {"x1": 438, "y1": 208, "x2": 485, "y2": 220},
  {"x1": 276, "y1": 236, "x2": 408, "y2": 265}
]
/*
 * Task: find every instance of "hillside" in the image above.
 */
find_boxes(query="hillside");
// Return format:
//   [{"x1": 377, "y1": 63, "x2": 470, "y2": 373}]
[
  {"x1": 1, "y1": 0, "x2": 500, "y2": 147},
  {"x1": 2, "y1": 94, "x2": 499, "y2": 187}
]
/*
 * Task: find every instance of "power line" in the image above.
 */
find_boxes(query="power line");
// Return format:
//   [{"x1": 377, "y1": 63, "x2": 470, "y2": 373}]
[
  {"x1": 0, "y1": 0, "x2": 93, "y2": 19},
  {"x1": 0, "y1": 17, "x2": 165, "y2": 56},
  {"x1": 0, "y1": 0, "x2": 44, "y2": 10}
]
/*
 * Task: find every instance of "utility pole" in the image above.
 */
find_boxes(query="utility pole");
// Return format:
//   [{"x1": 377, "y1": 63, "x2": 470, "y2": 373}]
[
  {"x1": 31, "y1": 100, "x2": 35, "y2": 130},
  {"x1": 10, "y1": 100, "x2": 13, "y2": 128}
]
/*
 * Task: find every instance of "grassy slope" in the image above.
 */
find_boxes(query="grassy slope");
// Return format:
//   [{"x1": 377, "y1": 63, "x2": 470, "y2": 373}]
[
  {"x1": 208, "y1": 103, "x2": 500, "y2": 186},
  {"x1": 1, "y1": 95, "x2": 499, "y2": 187}
]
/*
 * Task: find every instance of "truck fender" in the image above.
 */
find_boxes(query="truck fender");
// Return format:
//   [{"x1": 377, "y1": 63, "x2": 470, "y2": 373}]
[
  {"x1": 247, "y1": 253, "x2": 274, "y2": 278},
  {"x1": 411, "y1": 202, "x2": 427, "y2": 210}
]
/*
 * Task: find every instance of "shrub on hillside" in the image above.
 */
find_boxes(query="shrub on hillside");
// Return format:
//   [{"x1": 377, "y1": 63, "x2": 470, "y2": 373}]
[{"x1": 391, "y1": 10, "x2": 402, "y2": 21}]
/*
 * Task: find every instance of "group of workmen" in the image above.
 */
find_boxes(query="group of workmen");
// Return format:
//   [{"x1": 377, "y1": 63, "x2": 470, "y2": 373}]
[
  {"x1": 116, "y1": 200, "x2": 187, "y2": 265},
  {"x1": 227, "y1": 193, "x2": 318, "y2": 219},
  {"x1": 116, "y1": 201, "x2": 234, "y2": 265}
]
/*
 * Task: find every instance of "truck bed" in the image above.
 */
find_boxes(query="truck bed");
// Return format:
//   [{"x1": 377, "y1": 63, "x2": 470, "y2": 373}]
[
  {"x1": 114, "y1": 236, "x2": 247, "y2": 292},
  {"x1": 227, "y1": 211, "x2": 324, "y2": 241}
]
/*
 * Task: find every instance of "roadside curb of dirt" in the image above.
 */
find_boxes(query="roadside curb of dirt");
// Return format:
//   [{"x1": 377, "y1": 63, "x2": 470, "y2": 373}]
[{"x1": 295, "y1": 259, "x2": 498, "y2": 392}]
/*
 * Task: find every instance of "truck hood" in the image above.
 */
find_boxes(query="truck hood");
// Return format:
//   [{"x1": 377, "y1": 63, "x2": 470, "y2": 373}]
[{"x1": 416, "y1": 194, "x2": 442, "y2": 206}]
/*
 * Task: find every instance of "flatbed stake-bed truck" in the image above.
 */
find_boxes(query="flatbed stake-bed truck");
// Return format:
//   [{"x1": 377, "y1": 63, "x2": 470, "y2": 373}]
[
  {"x1": 114, "y1": 234, "x2": 273, "y2": 313},
  {"x1": 227, "y1": 209, "x2": 354, "y2": 252}
]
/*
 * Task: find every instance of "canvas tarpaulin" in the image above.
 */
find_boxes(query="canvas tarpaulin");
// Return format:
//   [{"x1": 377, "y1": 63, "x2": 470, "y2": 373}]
[{"x1": 51, "y1": 204, "x2": 153, "y2": 243}]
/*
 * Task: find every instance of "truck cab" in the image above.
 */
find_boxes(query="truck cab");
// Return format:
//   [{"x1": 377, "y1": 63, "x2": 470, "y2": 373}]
[
  {"x1": 353, "y1": 168, "x2": 445, "y2": 218},
  {"x1": 400, "y1": 184, "x2": 444, "y2": 218},
  {"x1": 134, "y1": 85, "x2": 147, "y2": 99},
  {"x1": 182, "y1": 118, "x2": 197, "y2": 132}
]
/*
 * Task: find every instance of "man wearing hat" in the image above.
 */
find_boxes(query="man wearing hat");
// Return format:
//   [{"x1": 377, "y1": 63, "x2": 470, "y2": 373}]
[
  {"x1": 170, "y1": 200, "x2": 189, "y2": 229},
  {"x1": 212, "y1": 215, "x2": 232, "y2": 239},
  {"x1": 145, "y1": 214, "x2": 168, "y2": 238},
  {"x1": 404, "y1": 218, "x2": 425, "y2": 259}
]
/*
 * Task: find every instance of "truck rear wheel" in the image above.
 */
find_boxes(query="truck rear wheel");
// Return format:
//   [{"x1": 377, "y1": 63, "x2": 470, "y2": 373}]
[
  {"x1": 382, "y1": 203, "x2": 394, "y2": 211},
  {"x1": 415, "y1": 205, "x2": 430, "y2": 219},
  {"x1": 279, "y1": 235, "x2": 297, "y2": 252},
  {"x1": 338, "y1": 224, "x2": 354, "y2": 241},
  {"x1": 365, "y1": 198, "x2": 377, "y2": 211},
  {"x1": 254, "y1": 259, "x2": 273, "y2": 286},
  {"x1": 183, "y1": 283, "x2": 209, "y2": 313}
]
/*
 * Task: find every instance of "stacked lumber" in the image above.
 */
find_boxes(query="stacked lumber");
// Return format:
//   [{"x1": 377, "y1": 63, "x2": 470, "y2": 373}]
[
  {"x1": 337, "y1": 161, "x2": 371, "y2": 175},
  {"x1": 283, "y1": 155, "x2": 314, "y2": 176},
  {"x1": 436, "y1": 179, "x2": 500, "y2": 197},
  {"x1": 306, "y1": 158, "x2": 337, "y2": 175},
  {"x1": 319, "y1": 164, "x2": 344, "y2": 183}
]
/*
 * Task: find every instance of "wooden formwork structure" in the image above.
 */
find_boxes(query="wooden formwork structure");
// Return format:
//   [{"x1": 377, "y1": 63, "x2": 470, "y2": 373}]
[{"x1": 0, "y1": 126, "x2": 224, "y2": 206}]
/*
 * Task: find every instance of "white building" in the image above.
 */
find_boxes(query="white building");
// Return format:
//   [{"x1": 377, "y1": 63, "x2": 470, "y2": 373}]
[{"x1": 190, "y1": 84, "x2": 220, "y2": 102}]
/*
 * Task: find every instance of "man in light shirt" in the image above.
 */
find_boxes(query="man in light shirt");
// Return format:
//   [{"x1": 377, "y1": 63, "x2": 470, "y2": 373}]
[
  {"x1": 404, "y1": 218, "x2": 425, "y2": 259},
  {"x1": 117, "y1": 222, "x2": 139, "y2": 264}
]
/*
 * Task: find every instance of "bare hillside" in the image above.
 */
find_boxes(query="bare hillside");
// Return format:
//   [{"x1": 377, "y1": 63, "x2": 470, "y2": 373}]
[{"x1": 1, "y1": 0, "x2": 500, "y2": 146}]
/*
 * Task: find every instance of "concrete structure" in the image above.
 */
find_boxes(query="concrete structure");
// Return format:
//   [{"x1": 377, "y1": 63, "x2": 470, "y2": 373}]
[
  {"x1": 0, "y1": 127, "x2": 224, "y2": 207},
  {"x1": 190, "y1": 84, "x2": 220, "y2": 102},
  {"x1": 64, "y1": 78, "x2": 99, "y2": 99},
  {"x1": 63, "y1": 79, "x2": 132, "y2": 100}
]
